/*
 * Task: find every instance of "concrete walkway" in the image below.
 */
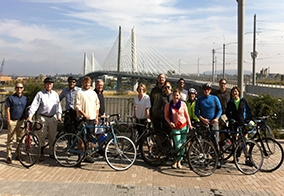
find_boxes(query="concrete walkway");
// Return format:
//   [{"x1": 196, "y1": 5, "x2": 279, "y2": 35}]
[{"x1": 0, "y1": 129, "x2": 283, "y2": 196}]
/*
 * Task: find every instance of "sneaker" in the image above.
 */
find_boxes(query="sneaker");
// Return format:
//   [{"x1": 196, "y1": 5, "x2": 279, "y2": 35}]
[
  {"x1": 136, "y1": 153, "x2": 141, "y2": 158},
  {"x1": 83, "y1": 156, "x2": 95, "y2": 163},
  {"x1": 6, "y1": 157, "x2": 12, "y2": 164},
  {"x1": 217, "y1": 161, "x2": 221, "y2": 169},
  {"x1": 245, "y1": 159, "x2": 254, "y2": 167},
  {"x1": 148, "y1": 153, "x2": 154, "y2": 159}
]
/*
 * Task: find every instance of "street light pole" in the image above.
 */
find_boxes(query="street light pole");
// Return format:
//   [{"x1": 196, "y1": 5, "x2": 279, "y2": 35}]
[
  {"x1": 212, "y1": 49, "x2": 215, "y2": 83},
  {"x1": 223, "y1": 43, "x2": 225, "y2": 79},
  {"x1": 237, "y1": 0, "x2": 245, "y2": 97}
]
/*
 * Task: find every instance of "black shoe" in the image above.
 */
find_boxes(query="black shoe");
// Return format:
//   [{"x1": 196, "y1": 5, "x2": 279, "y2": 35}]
[
  {"x1": 83, "y1": 156, "x2": 95, "y2": 163},
  {"x1": 6, "y1": 157, "x2": 12, "y2": 164},
  {"x1": 217, "y1": 161, "x2": 221, "y2": 169},
  {"x1": 245, "y1": 159, "x2": 254, "y2": 167}
]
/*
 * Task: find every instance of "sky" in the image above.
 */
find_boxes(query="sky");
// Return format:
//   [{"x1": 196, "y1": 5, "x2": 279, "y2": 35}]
[{"x1": 0, "y1": 0, "x2": 284, "y2": 76}]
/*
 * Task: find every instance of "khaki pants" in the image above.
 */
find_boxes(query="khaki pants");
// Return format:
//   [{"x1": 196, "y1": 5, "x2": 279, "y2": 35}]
[
  {"x1": 38, "y1": 115, "x2": 58, "y2": 155},
  {"x1": 6, "y1": 120, "x2": 24, "y2": 159}
]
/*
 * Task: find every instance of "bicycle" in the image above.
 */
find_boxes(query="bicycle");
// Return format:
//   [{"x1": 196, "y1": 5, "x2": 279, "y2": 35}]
[
  {"x1": 249, "y1": 115, "x2": 284, "y2": 172},
  {"x1": 139, "y1": 126, "x2": 218, "y2": 177},
  {"x1": 206, "y1": 123, "x2": 264, "y2": 175},
  {"x1": 251, "y1": 114, "x2": 276, "y2": 139},
  {"x1": 116, "y1": 114, "x2": 137, "y2": 142},
  {"x1": 53, "y1": 115, "x2": 136, "y2": 171},
  {"x1": 0, "y1": 100, "x2": 5, "y2": 133},
  {"x1": 17, "y1": 120, "x2": 43, "y2": 168}
]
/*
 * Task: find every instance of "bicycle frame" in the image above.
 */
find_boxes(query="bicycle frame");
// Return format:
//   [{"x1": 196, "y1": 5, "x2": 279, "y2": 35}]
[{"x1": 67, "y1": 121, "x2": 117, "y2": 156}]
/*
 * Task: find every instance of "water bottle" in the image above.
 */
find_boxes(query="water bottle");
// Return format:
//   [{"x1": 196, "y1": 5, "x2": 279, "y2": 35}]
[{"x1": 99, "y1": 134, "x2": 107, "y2": 143}]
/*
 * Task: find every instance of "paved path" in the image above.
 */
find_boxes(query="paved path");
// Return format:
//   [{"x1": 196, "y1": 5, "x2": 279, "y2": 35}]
[{"x1": 0, "y1": 129, "x2": 283, "y2": 196}]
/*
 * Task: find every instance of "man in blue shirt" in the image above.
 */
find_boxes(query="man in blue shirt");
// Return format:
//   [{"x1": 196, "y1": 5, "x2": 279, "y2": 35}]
[
  {"x1": 5, "y1": 82, "x2": 28, "y2": 164},
  {"x1": 59, "y1": 76, "x2": 81, "y2": 131}
]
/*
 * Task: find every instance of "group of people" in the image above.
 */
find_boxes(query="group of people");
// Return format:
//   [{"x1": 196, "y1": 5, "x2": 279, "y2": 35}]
[
  {"x1": 5, "y1": 74, "x2": 252, "y2": 170},
  {"x1": 133, "y1": 75, "x2": 252, "y2": 169},
  {"x1": 5, "y1": 76, "x2": 105, "y2": 164}
]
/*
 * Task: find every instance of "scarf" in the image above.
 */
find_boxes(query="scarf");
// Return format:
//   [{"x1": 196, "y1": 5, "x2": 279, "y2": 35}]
[{"x1": 169, "y1": 99, "x2": 181, "y2": 123}]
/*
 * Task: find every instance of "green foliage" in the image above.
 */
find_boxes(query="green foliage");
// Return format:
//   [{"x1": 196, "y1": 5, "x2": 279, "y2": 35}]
[
  {"x1": 246, "y1": 94, "x2": 283, "y2": 130},
  {"x1": 22, "y1": 80, "x2": 43, "y2": 105}
]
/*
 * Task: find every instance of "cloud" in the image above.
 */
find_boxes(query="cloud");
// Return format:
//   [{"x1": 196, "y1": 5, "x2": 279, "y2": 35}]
[{"x1": 0, "y1": 0, "x2": 284, "y2": 76}]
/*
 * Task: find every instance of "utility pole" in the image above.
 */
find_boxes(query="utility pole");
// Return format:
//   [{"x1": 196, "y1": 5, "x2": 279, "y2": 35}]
[
  {"x1": 212, "y1": 49, "x2": 215, "y2": 83},
  {"x1": 197, "y1": 58, "x2": 200, "y2": 76},
  {"x1": 251, "y1": 14, "x2": 258, "y2": 86},
  {"x1": 223, "y1": 43, "x2": 225, "y2": 79},
  {"x1": 237, "y1": 0, "x2": 245, "y2": 97}
]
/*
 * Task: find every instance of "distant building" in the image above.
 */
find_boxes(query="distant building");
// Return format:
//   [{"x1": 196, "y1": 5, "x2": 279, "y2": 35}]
[{"x1": 0, "y1": 75, "x2": 12, "y2": 85}]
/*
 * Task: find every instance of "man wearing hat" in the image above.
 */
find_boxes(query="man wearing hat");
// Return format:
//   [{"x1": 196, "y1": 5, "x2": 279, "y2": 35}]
[
  {"x1": 59, "y1": 76, "x2": 81, "y2": 131},
  {"x1": 28, "y1": 77, "x2": 62, "y2": 161},
  {"x1": 195, "y1": 83, "x2": 222, "y2": 167}
]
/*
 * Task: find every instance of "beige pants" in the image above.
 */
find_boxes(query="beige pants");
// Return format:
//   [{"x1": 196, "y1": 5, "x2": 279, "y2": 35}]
[
  {"x1": 38, "y1": 115, "x2": 58, "y2": 155},
  {"x1": 6, "y1": 120, "x2": 24, "y2": 159}
]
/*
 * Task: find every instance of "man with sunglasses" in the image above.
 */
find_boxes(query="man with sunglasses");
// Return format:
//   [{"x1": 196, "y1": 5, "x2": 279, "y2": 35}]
[
  {"x1": 5, "y1": 82, "x2": 28, "y2": 164},
  {"x1": 195, "y1": 83, "x2": 222, "y2": 167},
  {"x1": 59, "y1": 76, "x2": 81, "y2": 131},
  {"x1": 212, "y1": 79, "x2": 231, "y2": 145}
]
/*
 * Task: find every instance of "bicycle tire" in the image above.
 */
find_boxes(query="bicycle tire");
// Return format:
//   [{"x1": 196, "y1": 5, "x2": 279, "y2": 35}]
[
  {"x1": 187, "y1": 139, "x2": 218, "y2": 177},
  {"x1": 262, "y1": 125, "x2": 275, "y2": 139},
  {"x1": 54, "y1": 133, "x2": 86, "y2": 167},
  {"x1": 18, "y1": 132, "x2": 40, "y2": 168},
  {"x1": 257, "y1": 137, "x2": 284, "y2": 172},
  {"x1": 105, "y1": 135, "x2": 136, "y2": 171},
  {"x1": 234, "y1": 140, "x2": 263, "y2": 175},
  {"x1": 220, "y1": 137, "x2": 234, "y2": 162},
  {"x1": 0, "y1": 111, "x2": 3, "y2": 133},
  {"x1": 139, "y1": 131, "x2": 171, "y2": 166},
  {"x1": 117, "y1": 124, "x2": 135, "y2": 142}
]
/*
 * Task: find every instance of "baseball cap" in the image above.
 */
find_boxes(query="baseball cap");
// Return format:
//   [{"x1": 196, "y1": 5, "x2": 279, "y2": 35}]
[
  {"x1": 202, "y1": 83, "x2": 212, "y2": 89},
  {"x1": 67, "y1": 76, "x2": 77, "y2": 82},
  {"x1": 44, "y1": 77, "x2": 54, "y2": 83}
]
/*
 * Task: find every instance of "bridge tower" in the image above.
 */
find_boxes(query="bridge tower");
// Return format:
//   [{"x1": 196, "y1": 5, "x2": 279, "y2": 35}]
[
  {"x1": 131, "y1": 27, "x2": 138, "y2": 91},
  {"x1": 116, "y1": 26, "x2": 122, "y2": 91}
]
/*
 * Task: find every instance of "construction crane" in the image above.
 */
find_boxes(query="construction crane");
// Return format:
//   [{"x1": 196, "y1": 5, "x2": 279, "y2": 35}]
[
  {"x1": 0, "y1": 58, "x2": 4, "y2": 85},
  {"x1": 0, "y1": 58, "x2": 4, "y2": 75}
]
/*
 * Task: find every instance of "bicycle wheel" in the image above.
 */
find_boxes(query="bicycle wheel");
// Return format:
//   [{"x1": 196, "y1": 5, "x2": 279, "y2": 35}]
[
  {"x1": 187, "y1": 139, "x2": 218, "y2": 177},
  {"x1": 117, "y1": 124, "x2": 135, "y2": 141},
  {"x1": 234, "y1": 140, "x2": 263, "y2": 175},
  {"x1": 54, "y1": 133, "x2": 86, "y2": 167},
  {"x1": 0, "y1": 111, "x2": 3, "y2": 133},
  {"x1": 262, "y1": 125, "x2": 275, "y2": 139},
  {"x1": 18, "y1": 132, "x2": 40, "y2": 168},
  {"x1": 258, "y1": 137, "x2": 284, "y2": 172},
  {"x1": 139, "y1": 131, "x2": 170, "y2": 166},
  {"x1": 220, "y1": 137, "x2": 234, "y2": 162},
  {"x1": 105, "y1": 135, "x2": 136, "y2": 171}
]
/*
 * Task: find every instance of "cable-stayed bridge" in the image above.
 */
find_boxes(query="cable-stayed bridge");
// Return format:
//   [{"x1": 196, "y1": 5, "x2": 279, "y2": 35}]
[
  {"x1": 80, "y1": 26, "x2": 192, "y2": 91},
  {"x1": 80, "y1": 26, "x2": 284, "y2": 98}
]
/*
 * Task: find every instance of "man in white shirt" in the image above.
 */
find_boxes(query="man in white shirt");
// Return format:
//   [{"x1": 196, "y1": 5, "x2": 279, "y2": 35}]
[{"x1": 28, "y1": 77, "x2": 62, "y2": 161}]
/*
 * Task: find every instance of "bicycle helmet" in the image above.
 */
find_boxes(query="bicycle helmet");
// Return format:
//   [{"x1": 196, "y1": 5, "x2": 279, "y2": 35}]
[
  {"x1": 67, "y1": 76, "x2": 77, "y2": 82},
  {"x1": 202, "y1": 83, "x2": 212, "y2": 89},
  {"x1": 245, "y1": 120, "x2": 255, "y2": 133},
  {"x1": 188, "y1": 88, "x2": 197, "y2": 95}
]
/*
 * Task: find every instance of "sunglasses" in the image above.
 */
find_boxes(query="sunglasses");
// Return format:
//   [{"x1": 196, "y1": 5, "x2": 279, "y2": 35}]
[
  {"x1": 68, "y1": 81, "x2": 76, "y2": 84},
  {"x1": 164, "y1": 86, "x2": 171, "y2": 89},
  {"x1": 16, "y1": 87, "x2": 23, "y2": 89},
  {"x1": 220, "y1": 82, "x2": 227, "y2": 85}
]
